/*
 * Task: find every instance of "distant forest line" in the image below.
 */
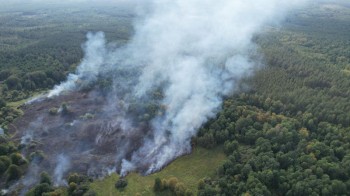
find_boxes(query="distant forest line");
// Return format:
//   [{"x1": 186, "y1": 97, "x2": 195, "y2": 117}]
[{"x1": 1, "y1": 2, "x2": 350, "y2": 195}]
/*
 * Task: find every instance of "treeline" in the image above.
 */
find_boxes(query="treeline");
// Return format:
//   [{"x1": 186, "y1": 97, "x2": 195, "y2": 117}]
[
  {"x1": 0, "y1": 7, "x2": 133, "y2": 133},
  {"x1": 24, "y1": 173, "x2": 96, "y2": 196},
  {"x1": 252, "y1": 31, "x2": 350, "y2": 127},
  {"x1": 0, "y1": 68, "x2": 66, "y2": 100},
  {"x1": 0, "y1": 6, "x2": 133, "y2": 103},
  {"x1": 153, "y1": 177, "x2": 193, "y2": 196},
  {"x1": 0, "y1": 32, "x2": 85, "y2": 101},
  {"x1": 0, "y1": 101, "x2": 22, "y2": 131},
  {"x1": 196, "y1": 98, "x2": 350, "y2": 195},
  {"x1": 194, "y1": 6, "x2": 350, "y2": 195},
  {"x1": 0, "y1": 136, "x2": 28, "y2": 188}
]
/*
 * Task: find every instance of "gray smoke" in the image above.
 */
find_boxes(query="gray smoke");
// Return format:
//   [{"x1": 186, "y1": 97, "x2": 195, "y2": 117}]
[
  {"x1": 18, "y1": 163, "x2": 41, "y2": 195},
  {"x1": 46, "y1": 0, "x2": 308, "y2": 176},
  {"x1": 54, "y1": 154, "x2": 71, "y2": 186},
  {"x1": 20, "y1": 117, "x2": 44, "y2": 145},
  {"x1": 48, "y1": 32, "x2": 107, "y2": 97}
]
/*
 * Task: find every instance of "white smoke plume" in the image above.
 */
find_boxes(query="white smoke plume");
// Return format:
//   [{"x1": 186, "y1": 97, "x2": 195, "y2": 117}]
[
  {"x1": 48, "y1": 32, "x2": 107, "y2": 97},
  {"x1": 20, "y1": 117, "x2": 44, "y2": 145},
  {"x1": 120, "y1": 0, "x2": 308, "y2": 175},
  {"x1": 53, "y1": 154, "x2": 71, "y2": 186},
  {"x1": 46, "y1": 0, "x2": 308, "y2": 175}
]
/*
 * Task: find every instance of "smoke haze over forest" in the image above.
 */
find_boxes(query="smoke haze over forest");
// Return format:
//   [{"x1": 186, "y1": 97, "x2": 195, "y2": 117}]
[
  {"x1": 44, "y1": 0, "x2": 310, "y2": 177},
  {"x1": 5, "y1": 0, "x2": 346, "y2": 190},
  {"x1": 1, "y1": 0, "x2": 350, "y2": 195}
]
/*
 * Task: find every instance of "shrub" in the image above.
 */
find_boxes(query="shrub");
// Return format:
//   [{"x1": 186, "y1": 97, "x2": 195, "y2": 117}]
[
  {"x1": 10, "y1": 153, "x2": 27, "y2": 166},
  {"x1": 198, "y1": 179, "x2": 205, "y2": 190},
  {"x1": 162, "y1": 179, "x2": 169, "y2": 189},
  {"x1": 68, "y1": 173, "x2": 80, "y2": 184},
  {"x1": 80, "y1": 113, "x2": 94, "y2": 120},
  {"x1": 224, "y1": 140, "x2": 239, "y2": 155},
  {"x1": 83, "y1": 190, "x2": 97, "y2": 196},
  {"x1": 175, "y1": 183, "x2": 186, "y2": 195},
  {"x1": 6, "y1": 164, "x2": 22, "y2": 182},
  {"x1": 0, "y1": 98, "x2": 6, "y2": 108},
  {"x1": 168, "y1": 177, "x2": 179, "y2": 191},
  {"x1": 154, "y1": 177, "x2": 190, "y2": 195},
  {"x1": 153, "y1": 177, "x2": 163, "y2": 191},
  {"x1": 0, "y1": 70, "x2": 11, "y2": 81},
  {"x1": 33, "y1": 183, "x2": 52, "y2": 196},
  {"x1": 42, "y1": 190, "x2": 63, "y2": 196},
  {"x1": 67, "y1": 174, "x2": 91, "y2": 195},
  {"x1": 29, "y1": 151, "x2": 45, "y2": 163},
  {"x1": 5, "y1": 76, "x2": 21, "y2": 90},
  {"x1": 49, "y1": 107, "x2": 58, "y2": 115},
  {"x1": 40, "y1": 172, "x2": 52, "y2": 185},
  {"x1": 185, "y1": 189, "x2": 194, "y2": 196},
  {"x1": 68, "y1": 182, "x2": 78, "y2": 193},
  {"x1": 0, "y1": 160, "x2": 8, "y2": 175},
  {"x1": 115, "y1": 178, "x2": 128, "y2": 190},
  {"x1": 197, "y1": 133, "x2": 216, "y2": 149},
  {"x1": 0, "y1": 144, "x2": 9, "y2": 156},
  {"x1": 5, "y1": 116, "x2": 13, "y2": 123},
  {"x1": 0, "y1": 156, "x2": 11, "y2": 168},
  {"x1": 61, "y1": 102, "x2": 71, "y2": 115}
]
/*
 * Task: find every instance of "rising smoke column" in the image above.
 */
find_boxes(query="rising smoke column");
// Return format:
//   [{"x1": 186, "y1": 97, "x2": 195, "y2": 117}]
[
  {"x1": 120, "y1": 0, "x2": 306, "y2": 174},
  {"x1": 48, "y1": 32, "x2": 107, "y2": 97},
  {"x1": 48, "y1": 0, "x2": 307, "y2": 175},
  {"x1": 53, "y1": 154, "x2": 71, "y2": 186}
]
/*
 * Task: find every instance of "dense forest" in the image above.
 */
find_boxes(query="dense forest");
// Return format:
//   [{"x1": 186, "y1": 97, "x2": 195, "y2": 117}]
[
  {"x1": 195, "y1": 4, "x2": 350, "y2": 196},
  {"x1": 1, "y1": 2, "x2": 350, "y2": 196},
  {"x1": 0, "y1": 5, "x2": 132, "y2": 129}
]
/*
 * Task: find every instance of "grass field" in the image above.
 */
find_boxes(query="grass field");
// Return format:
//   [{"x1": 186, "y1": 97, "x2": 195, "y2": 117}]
[
  {"x1": 7, "y1": 91, "x2": 46, "y2": 108},
  {"x1": 90, "y1": 147, "x2": 226, "y2": 196}
]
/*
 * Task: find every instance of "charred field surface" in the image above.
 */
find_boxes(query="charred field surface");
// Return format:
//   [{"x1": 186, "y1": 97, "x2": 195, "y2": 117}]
[{"x1": 9, "y1": 89, "x2": 151, "y2": 179}]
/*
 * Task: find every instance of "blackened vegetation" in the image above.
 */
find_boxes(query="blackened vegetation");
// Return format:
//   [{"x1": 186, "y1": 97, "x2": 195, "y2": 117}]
[{"x1": 10, "y1": 87, "x2": 157, "y2": 179}]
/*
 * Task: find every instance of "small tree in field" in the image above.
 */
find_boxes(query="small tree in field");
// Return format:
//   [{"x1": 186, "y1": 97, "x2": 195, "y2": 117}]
[
  {"x1": 6, "y1": 164, "x2": 22, "y2": 182},
  {"x1": 153, "y1": 177, "x2": 163, "y2": 191},
  {"x1": 115, "y1": 178, "x2": 128, "y2": 190}
]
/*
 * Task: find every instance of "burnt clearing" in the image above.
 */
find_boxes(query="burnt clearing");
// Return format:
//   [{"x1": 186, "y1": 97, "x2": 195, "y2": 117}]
[{"x1": 9, "y1": 89, "x2": 151, "y2": 182}]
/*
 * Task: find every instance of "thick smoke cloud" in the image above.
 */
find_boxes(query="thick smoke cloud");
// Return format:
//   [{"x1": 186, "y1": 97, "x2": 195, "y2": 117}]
[
  {"x1": 44, "y1": 0, "x2": 309, "y2": 178},
  {"x1": 47, "y1": 0, "x2": 308, "y2": 176}
]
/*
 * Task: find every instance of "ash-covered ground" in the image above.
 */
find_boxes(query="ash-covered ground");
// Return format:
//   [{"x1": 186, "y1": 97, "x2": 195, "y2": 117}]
[{"x1": 10, "y1": 88, "x2": 152, "y2": 186}]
